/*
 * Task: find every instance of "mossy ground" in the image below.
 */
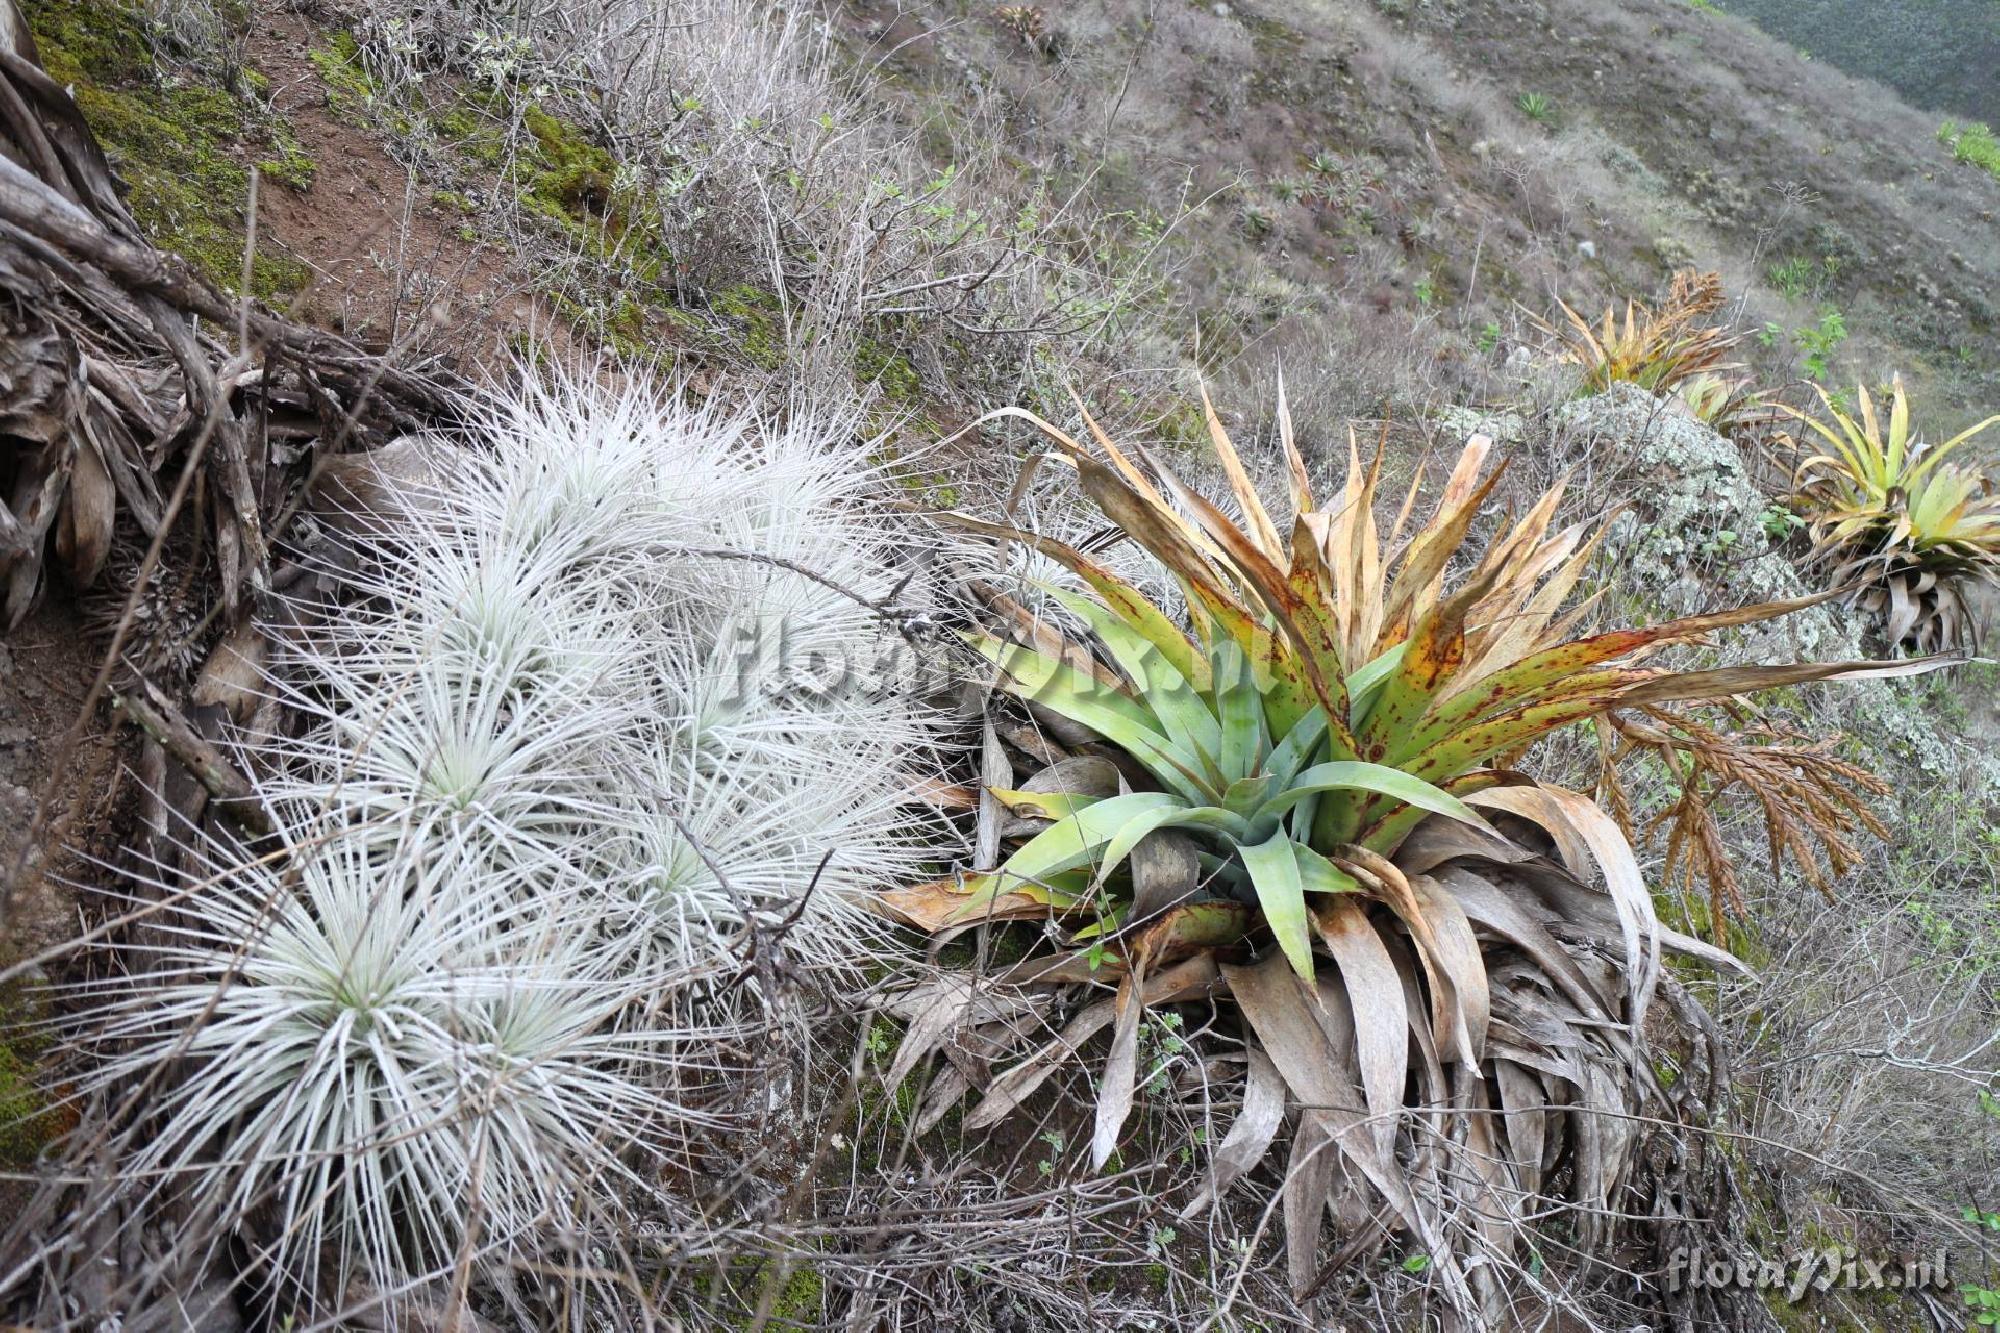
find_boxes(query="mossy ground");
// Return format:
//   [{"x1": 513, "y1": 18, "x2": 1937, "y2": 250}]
[
  {"x1": 415, "y1": 85, "x2": 715, "y2": 358},
  {"x1": 691, "y1": 1258, "x2": 827, "y2": 1328},
  {"x1": 27, "y1": 0, "x2": 312, "y2": 298},
  {"x1": 305, "y1": 29, "x2": 372, "y2": 117},
  {"x1": 855, "y1": 338, "x2": 923, "y2": 405},
  {"x1": 289, "y1": 41, "x2": 966, "y2": 386},
  {"x1": 0, "y1": 979, "x2": 71, "y2": 1169}
]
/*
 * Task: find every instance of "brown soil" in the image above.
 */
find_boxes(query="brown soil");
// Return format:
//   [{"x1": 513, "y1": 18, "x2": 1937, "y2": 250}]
[
  {"x1": 0, "y1": 599, "x2": 123, "y2": 1208},
  {"x1": 242, "y1": 12, "x2": 570, "y2": 374},
  {"x1": 0, "y1": 597, "x2": 132, "y2": 965}
]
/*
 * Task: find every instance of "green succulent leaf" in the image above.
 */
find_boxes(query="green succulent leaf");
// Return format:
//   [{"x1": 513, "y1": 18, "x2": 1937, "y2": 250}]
[
  {"x1": 1295, "y1": 841, "x2": 1362, "y2": 897},
  {"x1": 973, "y1": 634, "x2": 1213, "y2": 802},
  {"x1": 1222, "y1": 774, "x2": 1280, "y2": 818},
  {"x1": 1239, "y1": 833, "x2": 1315, "y2": 979},
  {"x1": 1093, "y1": 803, "x2": 1249, "y2": 887},
  {"x1": 1042, "y1": 585, "x2": 1225, "y2": 766},
  {"x1": 1345, "y1": 642, "x2": 1409, "y2": 726},
  {"x1": 1264, "y1": 705, "x2": 1329, "y2": 787},
  {"x1": 1212, "y1": 639, "x2": 1272, "y2": 784},
  {"x1": 997, "y1": 791, "x2": 1188, "y2": 885},
  {"x1": 990, "y1": 788, "x2": 1102, "y2": 821},
  {"x1": 1272, "y1": 760, "x2": 1489, "y2": 834}
]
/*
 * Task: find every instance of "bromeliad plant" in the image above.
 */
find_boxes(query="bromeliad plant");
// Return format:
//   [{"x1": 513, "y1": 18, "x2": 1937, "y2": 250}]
[
  {"x1": 1783, "y1": 374, "x2": 2000, "y2": 650},
  {"x1": 956, "y1": 604, "x2": 1484, "y2": 983},
  {"x1": 881, "y1": 391, "x2": 1927, "y2": 1314},
  {"x1": 1542, "y1": 269, "x2": 1742, "y2": 395},
  {"x1": 1677, "y1": 372, "x2": 1778, "y2": 441}
]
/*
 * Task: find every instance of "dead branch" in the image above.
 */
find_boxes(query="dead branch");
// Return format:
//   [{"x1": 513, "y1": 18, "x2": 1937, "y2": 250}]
[{"x1": 108, "y1": 670, "x2": 271, "y2": 836}]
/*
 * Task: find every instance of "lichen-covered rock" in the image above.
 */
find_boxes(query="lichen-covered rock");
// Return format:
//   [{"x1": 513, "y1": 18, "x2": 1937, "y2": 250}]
[
  {"x1": 1558, "y1": 384, "x2": 1850, "y2": 652},
  {"x1": 1435, "y1": 404, "x2": 1527, "y2": 448}
]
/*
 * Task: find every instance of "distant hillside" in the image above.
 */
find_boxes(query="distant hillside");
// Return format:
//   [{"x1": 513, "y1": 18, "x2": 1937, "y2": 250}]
[
  {"x1": 844, "y1": 0, "x2": 2000, "y2": 435},
  {"x1": 1723, "y1": 0, "x2": 2000, "y2": 127}
]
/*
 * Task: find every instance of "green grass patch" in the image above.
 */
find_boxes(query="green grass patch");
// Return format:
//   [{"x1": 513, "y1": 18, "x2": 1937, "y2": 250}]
[{"x1": 1940, "y1": 119, "x2": 2000, "y2": 184}]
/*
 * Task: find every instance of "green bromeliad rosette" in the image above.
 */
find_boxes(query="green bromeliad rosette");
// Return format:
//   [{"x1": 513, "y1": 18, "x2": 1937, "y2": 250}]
[
  {"x1": 1784, "y1": 373, "x2": 2000, "y2": 651},
  {"x1": 877, "y1": 389, "x2": 1942, "y2": 1316}
]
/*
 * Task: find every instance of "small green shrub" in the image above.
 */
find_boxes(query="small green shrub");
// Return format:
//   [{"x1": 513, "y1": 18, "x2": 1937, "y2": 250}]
[
  {"x1": 1516, "y1": 91, "x2": 1553, "y2": 122},
  {"x1": 1795, "y1": 307, "x2": 1847, "y2": 382}
]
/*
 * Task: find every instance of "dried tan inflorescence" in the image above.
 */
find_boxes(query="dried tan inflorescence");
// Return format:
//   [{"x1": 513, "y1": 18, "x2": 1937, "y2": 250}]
[{"x1": 1594, "y1": 705, "x2": 1891, "y2": 936}]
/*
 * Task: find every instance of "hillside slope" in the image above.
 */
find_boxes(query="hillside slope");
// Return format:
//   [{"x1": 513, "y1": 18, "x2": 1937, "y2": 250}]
[
  {"x1": 1723, "y1": 0, "x2": 2000, "y2": 127},
  {"x1": 1, "y1": 0, "x2": 1996, "y2": 1326},
  {"x1": 837, "y1": 0, "x2": 2000, "y2": 439}
]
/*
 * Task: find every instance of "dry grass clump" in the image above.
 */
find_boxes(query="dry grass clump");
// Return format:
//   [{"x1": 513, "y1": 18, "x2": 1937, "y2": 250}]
[
  {"x1": 1714, "y1": 774, "x2": 2000, "y2": 1323},
  {"x1": 1501, "y1": 361, "x2": 2000, "y2": 1322}
]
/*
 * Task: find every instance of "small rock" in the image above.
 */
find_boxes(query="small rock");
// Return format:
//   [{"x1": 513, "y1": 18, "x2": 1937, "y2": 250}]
[
  {"x1": 309, "y1": 436, "x2": 454, "y2": 534},
  {"x1": 1436, "y1": 405, "x2": 1527, "y2": 447},
  {"x1": 1577, "y1": 239, "x2": 1598, "y2": 260}
]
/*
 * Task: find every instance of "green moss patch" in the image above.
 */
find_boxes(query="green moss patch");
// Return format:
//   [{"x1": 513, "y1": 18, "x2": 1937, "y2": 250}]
[
  {"x1": 711, "y1": 283, "x2": 785, "y2": 369},
  {"x1": 0, "y1": 981, "x2": 70, "y2": 1169},
  {"x1": 433, "y1": 101, "x2": 507, "y2": 166},
  {"x1": 306, "y1": 29, "x2": 374, "y2": 114},
  {"x1": 855, "y1": 340, "x2": 922, "y2": 404},
  {"x1": 0, "y1": 1049, "x2": 67, "y2": 1168},
  {"x1": 521, "y1": 104, "x2": 615, "y2": 219},
  {"x1": 256, "y1": 118, "x2": 317, "y2": 192},
  {"x1": 434, "y1": 92, "x2": 685, "y2": 354},
  {"x1": 27, "y1": 0, "x2": 311, "y2": 297}
]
